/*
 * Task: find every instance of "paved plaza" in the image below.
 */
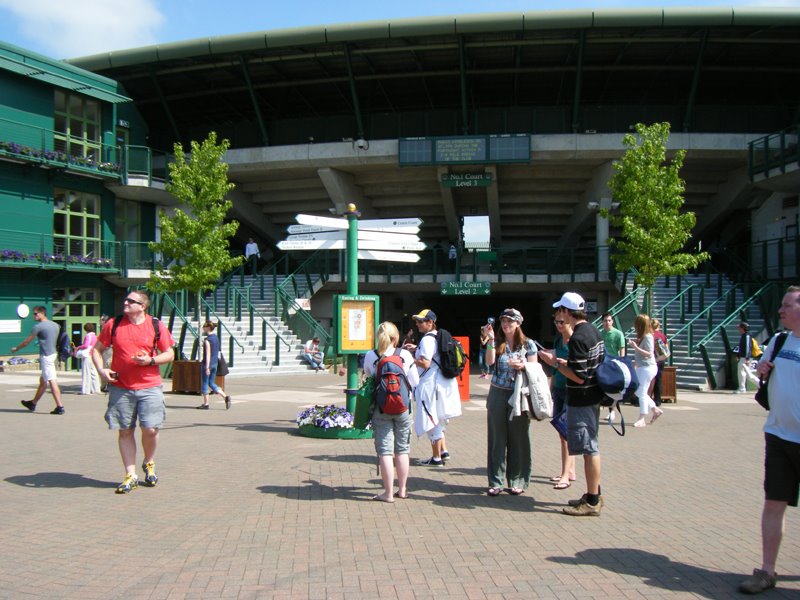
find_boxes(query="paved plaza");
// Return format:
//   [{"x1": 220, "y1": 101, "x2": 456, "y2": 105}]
[{"x1": 1, "y1": 368, "x2": 799, "y2": 599}]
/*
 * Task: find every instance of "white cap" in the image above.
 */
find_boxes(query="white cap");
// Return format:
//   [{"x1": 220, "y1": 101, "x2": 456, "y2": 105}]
[{"x1": 553, "y1": 292, "x2": 586, "y2": 311}]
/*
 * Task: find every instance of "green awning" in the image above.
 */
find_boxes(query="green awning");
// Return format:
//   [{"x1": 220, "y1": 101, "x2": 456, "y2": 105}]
[{"x1": 0, "y1": 54, "x2": 131, "y2": 104}]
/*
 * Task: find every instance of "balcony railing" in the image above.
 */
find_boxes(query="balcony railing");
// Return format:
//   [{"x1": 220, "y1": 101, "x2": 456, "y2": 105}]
[
  {"x1": 748, "y1": 124, "x2": 800, "y2": 180},
  {"x1": 0, "y1": 229, "x2": 119, "y2": 272},
  {"x1": 0, "y1": 117, "x2": 121, "y2": 178}
]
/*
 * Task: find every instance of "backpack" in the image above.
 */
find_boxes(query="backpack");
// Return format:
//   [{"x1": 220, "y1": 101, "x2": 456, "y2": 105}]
[
  {"x1": 655, "y1": 337, "x2": 671, "y2": 360},
  {"x1": 424, "y1": 329, "x2": 467, "y2": 379},
  {"x1": 56, "y1": 329, "x2": 72, "y2": 362},
  {"x1": 751, "y1": 337, "x2": 763, "y2": 359},
  {"x1": 111, "y1": 314, "x2": 162, "y2": 355},
  {"x1": 374, "y1": 350, "x2": 412, "y2": 414}
]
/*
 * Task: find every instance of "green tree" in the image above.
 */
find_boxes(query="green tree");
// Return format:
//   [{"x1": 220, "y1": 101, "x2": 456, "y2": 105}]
[
  {"x1": 148, "y1": 132, "x2": 243, "y2": 297},
  {"x1": 605, "y1": 122, "x2": 709, "y2": 293}
]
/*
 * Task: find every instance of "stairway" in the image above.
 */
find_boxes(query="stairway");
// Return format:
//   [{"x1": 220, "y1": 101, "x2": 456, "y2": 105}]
[
  {"x1": 651, "y1": 275, "x2": 767, "y2": 390},
  {"x1": 162, "y1": 274, "x2": 326, "y2": 377}
]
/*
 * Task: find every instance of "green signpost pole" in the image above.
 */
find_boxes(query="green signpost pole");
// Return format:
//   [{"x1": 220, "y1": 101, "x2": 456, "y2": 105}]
[{"x1": 345, "y1": 203, "x2": 359, "y2": 416}]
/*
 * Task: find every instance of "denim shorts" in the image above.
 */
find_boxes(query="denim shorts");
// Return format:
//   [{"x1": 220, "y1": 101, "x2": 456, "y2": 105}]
[
  {"x1": 567, "y1": 403, "x2": 600, "y2": 456},
  {"x1": 105, "y1": 385, "x2": 166, "y2": 430},
  {"x1": 201, "y1": 366, "x2": 220, "y2": 394},
  {"x1": 372, "y1": 410, "x2": 412, "y2": 456}
]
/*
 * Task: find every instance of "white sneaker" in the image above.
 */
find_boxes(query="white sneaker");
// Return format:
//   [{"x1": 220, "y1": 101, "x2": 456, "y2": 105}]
[{"x1": 607, "y1": 411, "x2": 615, "y2": 423}]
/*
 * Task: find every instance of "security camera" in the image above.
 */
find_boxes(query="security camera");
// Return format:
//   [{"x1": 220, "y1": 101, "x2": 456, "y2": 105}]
[{"x1": 355, "y1": 138, "x2": 368, "y2": 150}]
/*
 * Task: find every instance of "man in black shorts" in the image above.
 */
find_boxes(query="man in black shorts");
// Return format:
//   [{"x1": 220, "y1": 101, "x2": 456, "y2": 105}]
[
  {"x1": 740, "y1": 286, "x2": 800, "y2": 594},
  {"x1": 551, "y1": 292, "x2": 605, "y2": 517}
]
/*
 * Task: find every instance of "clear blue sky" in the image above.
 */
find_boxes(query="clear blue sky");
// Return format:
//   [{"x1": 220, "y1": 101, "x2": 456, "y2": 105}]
[{"x1": 1, "y1": 0, "x2": 795, "y2": 60}]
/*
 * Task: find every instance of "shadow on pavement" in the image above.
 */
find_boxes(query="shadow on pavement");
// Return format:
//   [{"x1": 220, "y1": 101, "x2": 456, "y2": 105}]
[
  {"x1": 549, "y1": 548, "x2": 800, "y2": 598},
  {"x1": 5, "y1": 472, "x2": 117, "y2": 489}
]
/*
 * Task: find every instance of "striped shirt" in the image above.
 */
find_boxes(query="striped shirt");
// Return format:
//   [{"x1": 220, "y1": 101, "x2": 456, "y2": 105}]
[{"x1": 566, "y1": 321, "x2": 605, "y2": 407}]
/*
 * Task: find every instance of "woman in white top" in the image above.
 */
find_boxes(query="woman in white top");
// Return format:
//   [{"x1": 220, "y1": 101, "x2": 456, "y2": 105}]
[
  {"x1": 628, "y1": 314, "x2": 664, "y2": 427},
  {"x1": 364, "y1": 322, "x2": 419, "y2": 502}
]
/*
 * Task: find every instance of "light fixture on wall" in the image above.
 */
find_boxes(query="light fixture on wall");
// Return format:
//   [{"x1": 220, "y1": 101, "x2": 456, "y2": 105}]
[{"x1": 354, "y1": 138, "x2": 368, "y2": 150}]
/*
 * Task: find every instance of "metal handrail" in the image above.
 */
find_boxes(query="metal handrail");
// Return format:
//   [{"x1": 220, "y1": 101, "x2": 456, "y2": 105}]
[
  {"x1": 199, "y1": 296, "x2": 246, "y2": 353},
  {"x1": 228, "y1": 287, "x2": 293, "y2": 366},
  {"x1": 156, "y1": 293, "x2": 201, "y2": 360},
  {"x1": 669, "y1": 284, "x2": 740, "y2": 350},
  {"x1": 652, "y1": 283, "x2": 703, "y2": 332},
  {"x1": 694, "y1": 281, "x2": 784, "y2": 388}
]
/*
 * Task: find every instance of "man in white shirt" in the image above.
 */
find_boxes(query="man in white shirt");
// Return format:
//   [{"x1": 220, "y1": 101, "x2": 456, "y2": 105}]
[
  {"x1": 740, "y1": 286, "x2": 800, "y2": 594},
  {"x1": 244, "y1": 238, "x2": 260, "y2": 275}
]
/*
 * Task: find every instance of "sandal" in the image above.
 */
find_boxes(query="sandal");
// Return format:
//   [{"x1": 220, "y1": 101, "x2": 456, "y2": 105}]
[
  {"x1": 508, "y1": 487, "x2": 524, "y2": 495},
  {"x1": 553, "y1": 481, "x2": 572, "y2": 490},
  {"x1": 487, "y1": 487, "x2": 502, "y2": 496}
]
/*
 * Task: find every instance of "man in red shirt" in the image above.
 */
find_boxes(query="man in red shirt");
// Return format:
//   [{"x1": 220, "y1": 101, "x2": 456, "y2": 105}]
[{"x1": 92, "y1": 291, "x2": 175, "y2": 494}]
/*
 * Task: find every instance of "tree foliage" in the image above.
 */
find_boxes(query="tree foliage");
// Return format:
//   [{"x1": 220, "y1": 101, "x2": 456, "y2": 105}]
[
  {"x1": 148, "y1": 132, "x2": 243, "y2": 293},
  {"x1": 605, "y1": 122, "x2": 708, "y2": 289}
]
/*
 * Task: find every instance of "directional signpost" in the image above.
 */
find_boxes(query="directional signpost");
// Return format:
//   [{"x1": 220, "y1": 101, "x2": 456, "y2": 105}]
[{"x1": 288, "y1": 208, "x2": 424, "y2": 440}]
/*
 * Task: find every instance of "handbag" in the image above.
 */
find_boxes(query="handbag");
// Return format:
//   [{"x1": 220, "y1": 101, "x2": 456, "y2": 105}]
[
  {"x1": 754, "y1": 332, "x2": 788, "y2": 410},
  {"x1": 216, "y1": 353, "x2": 229, "y2": 376}
]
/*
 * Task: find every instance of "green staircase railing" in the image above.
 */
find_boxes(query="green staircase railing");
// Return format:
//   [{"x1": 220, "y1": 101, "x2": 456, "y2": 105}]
[{"x1": 695, "y1": 282, "x2": 787, "y2": 389}]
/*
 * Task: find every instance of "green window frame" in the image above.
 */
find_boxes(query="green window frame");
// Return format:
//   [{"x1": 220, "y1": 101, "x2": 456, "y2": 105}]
[
  {"x1": 54, "y1": 90, "x2": 101, "y2": 159},
  {"x1": 53, "y1": 188, "x2": 102, "y2": 258}
]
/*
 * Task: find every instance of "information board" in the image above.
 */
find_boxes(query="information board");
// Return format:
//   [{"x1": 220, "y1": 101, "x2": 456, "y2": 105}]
[
  {"x1": 399, "y1": 134, "x2": 530, "y2": 166},
  {"x1": 334, "y1": 295, "x2": 379, "y2": 354}
]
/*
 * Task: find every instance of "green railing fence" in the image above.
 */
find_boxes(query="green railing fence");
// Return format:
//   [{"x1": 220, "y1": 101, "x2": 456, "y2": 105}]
[{"x1": 748, "y1": 124, "x2": 800, "y2": 181}]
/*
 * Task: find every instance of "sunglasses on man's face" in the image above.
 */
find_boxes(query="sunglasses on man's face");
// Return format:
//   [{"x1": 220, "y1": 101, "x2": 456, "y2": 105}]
[
  {"x1": 554, "y1": 319, "x2": 565, "y2": 325},
  {"x1": 123, "y1": 297, "x2": 144, "y2": 306}
]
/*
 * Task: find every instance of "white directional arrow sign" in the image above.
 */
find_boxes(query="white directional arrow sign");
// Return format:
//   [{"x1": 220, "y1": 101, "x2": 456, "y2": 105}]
[
  {"x1": 278, "y1": 239, "x2": 426, "y2": 252},
  {"x1": 294, "y1": 214, "x2": 349, "y2": 230},
  {"x1": 358, "y1": 250, "x2": 420, "y2": 263},
  {"x1": 292, "y1": 214, "x2": 422, "y2": 234},
  {"x1": 286, "y1": 230, "x2": 424, "y2": 244},
  {"x1": 286, "y1": 224, "x2": 340, "y2": 235}
]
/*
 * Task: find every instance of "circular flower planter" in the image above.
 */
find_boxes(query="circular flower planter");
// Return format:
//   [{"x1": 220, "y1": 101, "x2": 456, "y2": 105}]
[{"x1": 297, "y1": 425, "x2": 373, "y2": 439}]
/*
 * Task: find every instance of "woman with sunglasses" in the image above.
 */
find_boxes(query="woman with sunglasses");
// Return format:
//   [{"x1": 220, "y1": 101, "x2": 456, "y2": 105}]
[{"x1": 484, "y1": 308, "x2": 538, "y2": 496}]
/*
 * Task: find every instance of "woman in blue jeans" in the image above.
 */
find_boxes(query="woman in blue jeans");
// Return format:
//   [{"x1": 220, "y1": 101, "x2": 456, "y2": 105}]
[{"x1": 197, "y1": 321, "x2": 232, "y2": 410}]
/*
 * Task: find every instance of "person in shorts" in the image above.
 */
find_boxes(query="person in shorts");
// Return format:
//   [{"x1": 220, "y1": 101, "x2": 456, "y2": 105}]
[
  {"x1": 91, "y1": 291, "x2": 174, "y2": 494},
  {"x1": 551, "y1": 292, "x2": 605, "y2": 517},
  {"x1": 739, "y1": 286, "x2": 800, "y2": 594},
  {"x1": 11, "y1": 306, "x2": 65, "y2": 415},
  {"x1": 363, "y1": 322, "x2": 418, "y2": 502}
]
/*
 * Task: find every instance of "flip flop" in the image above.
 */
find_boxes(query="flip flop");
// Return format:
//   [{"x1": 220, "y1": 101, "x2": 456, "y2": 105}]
[
  {"x1": 553, "y1": 481, "x2": 572, "y2": 490},
  {"x1": 372, "y1": 494, "x2": 394, "y2": 503},
  {"x1": 508, "y1": 487, "x2": 524, "y2": 495},
  {"x1": 650, "y1": 409, "x2": 663, "y2": 424},
  {"x1": 550, "y1": 475, "x2": 562, "y2": 482},
  {"x1": 394, "y1": 491, "x2": 408, "y2": 499},
  {"x1": 487, "y1": 487, "x2": 502, "y2": 496}
]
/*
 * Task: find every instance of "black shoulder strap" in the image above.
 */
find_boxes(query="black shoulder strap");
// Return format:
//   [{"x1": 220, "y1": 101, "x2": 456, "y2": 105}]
[
  {"x1": 110, "y1": 314, "x2": 161, "y2": 355},
  {"x1": 769, "y1": 332, "x2": 789, "y2": 362}
]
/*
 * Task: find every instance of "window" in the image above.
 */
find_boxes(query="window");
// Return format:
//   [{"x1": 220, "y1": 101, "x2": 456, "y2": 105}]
[
  {"x1": 54, "y1": 188, "x2": 102, "y2": 257},
  {"x1": 54, "y1": 90, "x2": 101, "y2": 160}
]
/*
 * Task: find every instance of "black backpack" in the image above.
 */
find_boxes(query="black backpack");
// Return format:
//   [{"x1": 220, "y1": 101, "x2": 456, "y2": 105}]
[
  {"x1": 424, "y1": 329, "x2": 467, "y2": 379},
  {"x1": 110, "y1": 314, "x2": 162, "y2": 355},
  {"x1": 56, "y1": 329, "x2": 72, "y2": 362}
]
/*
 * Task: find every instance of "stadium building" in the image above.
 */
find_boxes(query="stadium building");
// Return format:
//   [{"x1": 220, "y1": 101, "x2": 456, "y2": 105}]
[{"x1": 1, "y1": 7, "x2": 799, "y2": 385}]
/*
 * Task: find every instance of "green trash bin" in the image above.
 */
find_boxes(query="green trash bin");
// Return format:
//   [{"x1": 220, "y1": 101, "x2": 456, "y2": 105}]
[{"x1": 352, "y1": 376, "x2": 375, "y2": 430}]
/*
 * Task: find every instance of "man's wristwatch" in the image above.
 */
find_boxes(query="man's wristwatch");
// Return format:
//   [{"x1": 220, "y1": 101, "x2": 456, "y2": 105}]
[{"x1": 149, "y1": 357, "x2": 156, "y2": 366}]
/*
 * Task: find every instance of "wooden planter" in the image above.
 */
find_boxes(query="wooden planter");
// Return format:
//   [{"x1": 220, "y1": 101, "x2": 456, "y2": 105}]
[{"x1": 171, "y1": 360, "x2": 225, "y2": 394}]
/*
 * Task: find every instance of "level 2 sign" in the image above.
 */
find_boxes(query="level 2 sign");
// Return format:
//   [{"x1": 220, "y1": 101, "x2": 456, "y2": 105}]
[{"x1": 440, "y1": 281, "x2": 491, "y2": 296}]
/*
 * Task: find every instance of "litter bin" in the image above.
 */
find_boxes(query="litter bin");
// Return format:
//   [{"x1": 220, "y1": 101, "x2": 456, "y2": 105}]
[
  {"x1": 661, "y1": 366, "x2": 677, "y2": 403},
  {"x1": 352, "y1": 376, "x2": 375, "y2": 431}
]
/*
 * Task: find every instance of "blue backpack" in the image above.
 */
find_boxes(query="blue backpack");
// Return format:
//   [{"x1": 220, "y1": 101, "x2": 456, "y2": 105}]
[
  {"x1": 374, "y1": 350, "x2": 412, "y2": 414},
  {"x1": 56, "y1": 329, "x2": 72, "y2": 363}
]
